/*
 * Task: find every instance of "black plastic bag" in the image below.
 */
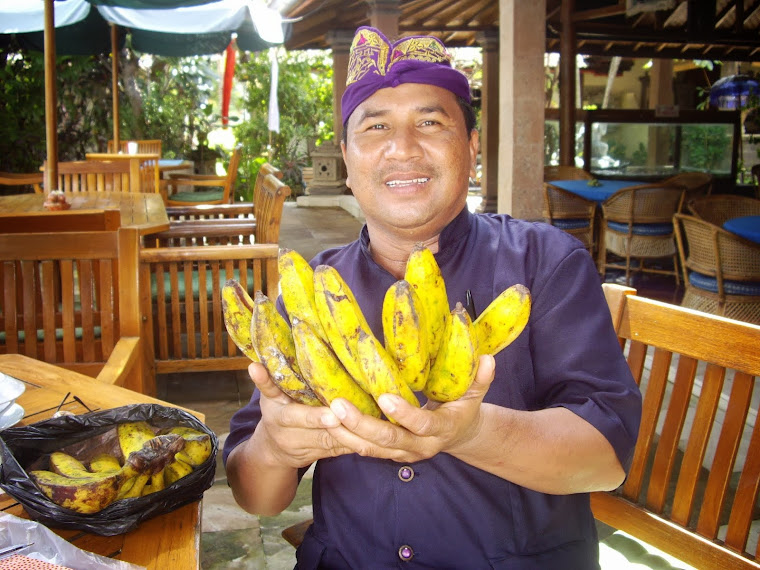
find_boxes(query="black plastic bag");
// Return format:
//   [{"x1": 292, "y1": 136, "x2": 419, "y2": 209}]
[{"x1": 0, "y1": 403, "x2": 217, "y2": 536}]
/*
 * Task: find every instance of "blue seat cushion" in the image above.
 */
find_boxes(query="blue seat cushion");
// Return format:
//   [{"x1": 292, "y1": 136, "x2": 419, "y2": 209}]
[
  {"x1": 689, "y1": 271, "x2": 760, "y2": 296},
  {"x1": 607, "y1": 221, "x2": 673, "y2": 236},
  {"x1": 168, "y1": 190, "x2": 225, "y2": 203},
  {"x1": 552, "y1": 219, "x2": 590, "y2": 230}
]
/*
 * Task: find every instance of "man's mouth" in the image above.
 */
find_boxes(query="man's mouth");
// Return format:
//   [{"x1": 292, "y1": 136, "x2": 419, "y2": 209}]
[{"x1": 385, "y1": 177, "x2": 430, "y2": 187}]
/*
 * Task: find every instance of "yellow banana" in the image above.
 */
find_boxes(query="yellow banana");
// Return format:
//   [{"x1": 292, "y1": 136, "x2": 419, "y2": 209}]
[
  {"x1": 117, "y1": 421, "x2": 156, "y2": 460},
  {"x1": 168, "y1": 426, "x2": 213, "y2": 467},
  {"x1": 89, "y1": 453, "x2": 122, "y2": 474},
  {"x1": 279, "y1": 248, "x2": 328, "y2": 343},
  {"x1": 142, "y1": 469, "x2": 166, "y2": 496},
  {"x1": 49, "y1": 451, "x2": 101, "y2": 479},
  {"x1": 356, "y1": 329, "x2": 420, "y2": 424},
  {"x1": 251, "y1": 291, "x2": 322, "y2": 406},
  {"x1": 382, "y1": 280, "x2": 430, "y2": 391},
  {"x1": 120, "y1": 472, "x2": 151, "y2": 499},
  {"x1": 222, "y1": 279, "x2": 260, "y2": 362},
  {"x1": 404, "y1": 244, "x2": 449, "y2": 367},
  {"x1": 31, "y1": 469, "x2": 124, "y2": 514},
  {"x1": 164, "y1": 458, "x2": 194, "y2": 486},
  {"x1": 424, "y1": 302, "x2": 480, "y2": 403},
  {"x1": 313, "y1": 264, "x2": 374, "y2": 394},
  {"x1": 291, "y1": 316, "x2": 381, "y2": 417},
  {"x1": 473, "y1": 284, "x2": 531, "y2": 356}
]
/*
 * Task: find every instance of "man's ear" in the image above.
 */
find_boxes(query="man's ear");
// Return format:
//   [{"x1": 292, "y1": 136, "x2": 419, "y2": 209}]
[
  {"x1": 469, "y1": 130, "x2": 480, "y2": 177},
  {"x1": 341, "y1": 140, "x2": 351, "y2": 189}
]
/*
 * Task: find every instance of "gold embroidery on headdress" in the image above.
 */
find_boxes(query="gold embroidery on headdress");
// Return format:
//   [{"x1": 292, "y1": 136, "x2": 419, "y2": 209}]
[{"x1": 346, "y1": 30, "x2": 451, "y2": 87}]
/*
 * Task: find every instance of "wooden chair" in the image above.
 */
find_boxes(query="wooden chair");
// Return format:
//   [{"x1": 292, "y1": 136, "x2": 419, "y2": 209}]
[
  {"x1": 253, "y1": 173, "x2": 291, "y2": 244},
  {"x1": 86, "y1": 153, "x2": 162, "y2": 195},
  {"x1": 751, "y1": 164, "x2": 760, "y2": 199},
  {"x1": 0, "y1": 172, "x2": 44, "y2": 194},
  {"x1": 253, "y1": 162, "x2": 283, "y2": 200},
  {"x1": 662, "y1": 172, "x2": 713, "y2": 211},
  {"x1": 543, "y1": 165, "x2": 593, "y2": 182},
  {"x1": 107, "y1": 139, "x2": 163, "y2": 158},
  {"x1": 598, "y1": 184, "x2": 685, "y2": 285},
  {"x1": 165, "y1": 202, "x2": 255, "y2": 223},
  {"x1": 673, "y1": 213, "x2": 760, "y2": 325},
  {"x1": 0, "y1": 226, "x2": 147, "y2": 394},
  {"x1": 542, "y1": 182, "x2": 597, "y2": 255},
  {"x1": 139, "y1": 176, "x2": 289, "y2": 375},
  {"x1": 687, "y1": 195, "x2": 760, "y2": 227},
  {"x1": 165, "y1": 144, "x2": 243, "y2": 205},
  {"x1": 139, "y1": 243, "x2": 279, "y2": 376},
  {"x1": 42, "y1": 160, "x2": 135, "y2": 193},
  {"x1": 592, "y1": 283, "x2": 760, "y2": 570},
  {"x1": 0, "y1": 208, "x2": 121, "y2": 233}
]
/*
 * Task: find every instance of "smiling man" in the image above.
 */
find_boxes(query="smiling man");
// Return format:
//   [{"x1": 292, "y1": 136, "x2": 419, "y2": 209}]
[{"x1": 224, "y1": 26, "x2": 641, "y2": 569}]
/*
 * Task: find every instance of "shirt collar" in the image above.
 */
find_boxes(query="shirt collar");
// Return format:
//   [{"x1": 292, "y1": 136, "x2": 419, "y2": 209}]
[{"x1": 359, "y1": 206, "x2": 473, "y2": 264}]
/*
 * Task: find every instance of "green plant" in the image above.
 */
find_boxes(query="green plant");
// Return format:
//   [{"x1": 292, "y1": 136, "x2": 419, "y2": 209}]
[{"x1": 234, "y1": 49, "x2": 334, "y2": 201}]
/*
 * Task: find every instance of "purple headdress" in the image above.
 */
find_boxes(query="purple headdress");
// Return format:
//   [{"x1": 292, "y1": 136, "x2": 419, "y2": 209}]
[{"x1": 341, "y1": 26, "x2": 471, "y2": 125}]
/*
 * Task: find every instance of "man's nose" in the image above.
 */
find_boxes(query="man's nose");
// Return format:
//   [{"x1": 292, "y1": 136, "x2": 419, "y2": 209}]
[{"x1": 383, "y1": 125, "x2": 423, "y2": 160}]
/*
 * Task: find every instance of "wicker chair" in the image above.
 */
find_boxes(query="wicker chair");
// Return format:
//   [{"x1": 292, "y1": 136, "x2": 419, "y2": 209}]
[
  {"x1": 598, "y1": 184, "x2": 685, "y2": 285},
  {"x1": 543, "y1": 165, "x2": 593, "y2": 182},
  {"x1": 687, "y1": 195, "x2": 760, "y2": 226},
  {"x1": 662, "y1": 172, "x2": 712, "y2": 211},
  {"x1": 542, "y1": 182, "x2": 597, "y2": 254},
  {"x1": 674, "y1": 213, "x2": 760, "y2": 325}
]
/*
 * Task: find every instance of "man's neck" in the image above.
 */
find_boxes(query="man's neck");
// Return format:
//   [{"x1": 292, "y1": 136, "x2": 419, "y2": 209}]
[{"x1": 367, "y1": 229, "x2": 439, "y2": 279}]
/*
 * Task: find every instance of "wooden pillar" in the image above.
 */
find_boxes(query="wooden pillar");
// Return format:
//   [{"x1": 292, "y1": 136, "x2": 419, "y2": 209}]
[
  {"x1": 476, "y1": 30, "x2": 499, "y2": 214},
  {"x1": 367, "y1": 0, "x2": 400, "y2": 40},
  {"x1": 111, "y1": 24, "x2": 120, "y2": 150},
  {"x1": 648, "y1": 59, "x2": 674, "y2": 167},
  {"x1": 327, "y1": 30, "x2": 354, "y2": 142},
  {"x1": 498, "y1": 0, "x2": 546, "y2": 219},
  {"x1": 43, "y1": 0, "x2": 58, "y2": 193},
  {"x1": 559, "y1": 0, "x2": 576, "y2": 166}
]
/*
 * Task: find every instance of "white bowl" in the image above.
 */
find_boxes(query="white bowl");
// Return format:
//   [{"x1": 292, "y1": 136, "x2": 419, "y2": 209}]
[{"x1": 0, "y1": 373, "x2": 25, "y2": 416}]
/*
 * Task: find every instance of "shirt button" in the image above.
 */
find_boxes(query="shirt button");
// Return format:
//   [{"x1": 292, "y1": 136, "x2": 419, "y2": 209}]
[
  {"x1": 398, "y1": 545, "x2": 414, "y2": 561},
  {"x1": 397, "y1": 465, "x2": 415, "y2": 482}
]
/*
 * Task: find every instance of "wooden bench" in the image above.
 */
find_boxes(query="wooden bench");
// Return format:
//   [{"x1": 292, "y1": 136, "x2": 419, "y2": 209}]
[{"x1": 593, "y1": 283, "x2": 760, "y2": 569}]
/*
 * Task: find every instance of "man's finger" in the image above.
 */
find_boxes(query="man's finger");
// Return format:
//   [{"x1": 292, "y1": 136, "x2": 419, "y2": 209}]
[{"x1": 248, "y1": 362, "x2": 290, "y2": 402}]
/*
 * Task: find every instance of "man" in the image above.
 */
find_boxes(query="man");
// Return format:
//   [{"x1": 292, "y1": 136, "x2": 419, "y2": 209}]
[{"x1": 224, "y1": 26, "x2": 641, "y2": 569}]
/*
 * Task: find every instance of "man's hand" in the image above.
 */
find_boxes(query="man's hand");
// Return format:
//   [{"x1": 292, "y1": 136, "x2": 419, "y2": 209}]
[{"x1": 321, "y1": 354, "x2": 496, "y2": 463}]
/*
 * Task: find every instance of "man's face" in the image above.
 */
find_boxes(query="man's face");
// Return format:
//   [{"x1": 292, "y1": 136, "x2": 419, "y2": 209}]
[{"x1": 341, "y1": 83, "x2": 479, "y2": 241}]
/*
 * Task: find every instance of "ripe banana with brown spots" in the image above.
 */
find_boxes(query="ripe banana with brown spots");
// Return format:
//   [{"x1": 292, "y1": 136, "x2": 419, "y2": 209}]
[
  {"x1": 404, "y1": 244, "x2": 449, "y2": 367},
  {"x1": 313, "y1": 264, "x2": 374, "y2": 393},
  {"x1": 279, "y1": 248, "x2": 328, "y2": 343},
  {"x1": 424, "y1": 302, "x2": 480, "y2": 403},
  {"x1": 356, "y1": 329, "x2": 420, "y2": 424},
  {"x1": 382, "y1": 279, "x2": 430, "y2": 391},
  {"x1": 250, "y1": 291, "x2": 322, "y2": 406},
  {"x1": 473, "y1": 284, "x2": 531, "y2": 356},
  {"x1": 291, "y1": 316, "x2": 381, "y2": 417},
  {"x1": 221, "y1": 279, "x2": 260, "y2": 362}
]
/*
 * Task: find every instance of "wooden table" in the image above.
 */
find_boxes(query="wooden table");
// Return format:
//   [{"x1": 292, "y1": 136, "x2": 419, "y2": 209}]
[
  {"x1": 0, "y1": 191, "x2": 169, "y2": 236},
  {"x1": 0, "y1": 353, "x2": 203, "y2": 569}
]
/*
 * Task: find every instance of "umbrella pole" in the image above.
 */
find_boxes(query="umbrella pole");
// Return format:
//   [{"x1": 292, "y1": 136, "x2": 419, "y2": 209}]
[
  {"x1": 43, "y1": 0, "x2": 58, "y2": 192},
  {"x1": 111, "y1": 24, "x2": 120, "y2": 151}
]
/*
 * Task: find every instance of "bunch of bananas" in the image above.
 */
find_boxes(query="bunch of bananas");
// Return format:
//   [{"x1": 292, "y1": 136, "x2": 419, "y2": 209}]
[
  {"x1": 222, "y1": 245, "x2": 531, "y2": 419},
  {"x1": 29, "y1": 421, "x2": 212, "y2": 514}
]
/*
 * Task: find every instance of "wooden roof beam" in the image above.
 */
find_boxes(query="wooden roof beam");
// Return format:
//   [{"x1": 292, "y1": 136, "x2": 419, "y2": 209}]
[{"x1": 572, "y1": 1, "x2": 626, "y2": 22}]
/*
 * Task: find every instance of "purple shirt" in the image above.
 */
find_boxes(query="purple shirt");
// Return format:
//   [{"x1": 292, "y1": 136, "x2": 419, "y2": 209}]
[{"x1": 224, "y1": 208, "x2": 641, "y2": 569}]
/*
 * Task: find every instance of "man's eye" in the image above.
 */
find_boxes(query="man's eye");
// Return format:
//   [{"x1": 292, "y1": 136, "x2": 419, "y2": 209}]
[
  {"x1": 368, "y1": 123, "x2": 386, "y2": 130},
  {"x1": 421, "y1": 120, "x2": 440, "y2": 127}
]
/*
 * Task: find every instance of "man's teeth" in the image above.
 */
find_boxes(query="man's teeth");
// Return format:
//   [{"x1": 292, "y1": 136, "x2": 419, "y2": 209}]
[{"x1": 386, "y1": 178, "x2": 429, "y2": 187}]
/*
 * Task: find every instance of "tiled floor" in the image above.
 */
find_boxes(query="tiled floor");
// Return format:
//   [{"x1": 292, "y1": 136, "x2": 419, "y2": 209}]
[{"x1": 159, "y1": 199, "x2": 695, "y2": 569}]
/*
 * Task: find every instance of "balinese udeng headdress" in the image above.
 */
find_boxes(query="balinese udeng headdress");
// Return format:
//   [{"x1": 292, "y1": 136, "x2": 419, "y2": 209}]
[{"x1": 340, "y1": 26, "x2": 471, "y2": 125}]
